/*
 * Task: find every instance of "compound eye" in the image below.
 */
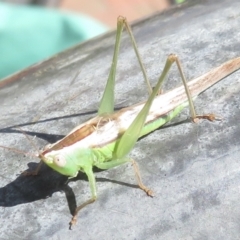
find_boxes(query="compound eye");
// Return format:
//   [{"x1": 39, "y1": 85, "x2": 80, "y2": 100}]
[{"x1": 53, "y1": 155, "x2": 66, "y2": 167}]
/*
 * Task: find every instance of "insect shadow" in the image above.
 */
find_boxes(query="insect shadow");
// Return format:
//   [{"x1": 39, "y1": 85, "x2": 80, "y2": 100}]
[
  {"x1": 0, "y1": 105, "x2": 129, "y2": 143},
  {"x1": 0, "y1": 161, "x2": 141, "y2": 217},
  {"x1": 0, "y1": 109, "x2": 99, "y2": 143}
]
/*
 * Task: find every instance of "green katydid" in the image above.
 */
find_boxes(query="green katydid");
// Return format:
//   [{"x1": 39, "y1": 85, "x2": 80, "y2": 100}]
[{"x1": 1, "y1": 16, "x2": 240, "y2": 229}]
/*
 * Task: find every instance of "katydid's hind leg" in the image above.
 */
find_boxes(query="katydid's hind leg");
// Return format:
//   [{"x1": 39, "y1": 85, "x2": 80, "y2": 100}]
[
  {"x1": 152, "y1": 86, "x2": 164, "y2": 95},
  {"x1": 98, "y1": 17, "x2": 125, "y2": 115},
  {"x1": 194, "y1": 114, "x2": 222, "y2": 122},
  {"x1": 168, "y1": 54, "x2": 220, "y2": 123},
  {"x1": 122, "y1": 17, "x2": 152, "y2": 95},
  {"x1": 22, "y1": 160, "x2": 43, "y2": 176},
  {"x1": 95, "y1": 158, "x2": 153, "y2": 197},
  {"x1": 69, "y1": 167, "x2": 97, "y2": 229},
  {"x1": 98, "y1": 16, "x2": 153, "y2": 116}
]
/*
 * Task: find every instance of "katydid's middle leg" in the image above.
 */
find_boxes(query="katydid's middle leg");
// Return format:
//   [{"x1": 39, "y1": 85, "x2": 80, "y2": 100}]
[{"x1": 95, "y1": 158, "x2": 153, "y2": 196}]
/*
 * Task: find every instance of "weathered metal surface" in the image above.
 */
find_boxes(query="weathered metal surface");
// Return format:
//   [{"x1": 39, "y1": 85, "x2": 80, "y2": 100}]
[{"x1": 1, "y1": 0, "x2": 240, "y2": 239}]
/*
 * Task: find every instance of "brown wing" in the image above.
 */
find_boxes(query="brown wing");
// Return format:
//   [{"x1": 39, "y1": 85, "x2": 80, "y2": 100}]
[{"x1": 42, "y1": 124, "x2": 96, "y2": 154}]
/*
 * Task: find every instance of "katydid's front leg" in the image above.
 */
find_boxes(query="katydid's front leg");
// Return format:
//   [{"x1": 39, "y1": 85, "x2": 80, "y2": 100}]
[
  {"x1": 69, "y1": 157, "x2": 153, "y2": 229},
  {"x1": 69, "y1": 166, "x2": 97, "y2": 229}
]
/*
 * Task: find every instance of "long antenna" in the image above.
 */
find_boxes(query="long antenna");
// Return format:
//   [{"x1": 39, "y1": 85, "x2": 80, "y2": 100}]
[
  {"x1": 15, "y1": 127, "x2": 47, "y2": 161},
  {"x1": 16, "y1": 127, "x2": 40, "y2": 153},
  {"x1": 0, "y1": 145, "x2": 36, "y2": 158},
  {"x1": 0, "y1": 127, "x2": 40, "y2": 159}
]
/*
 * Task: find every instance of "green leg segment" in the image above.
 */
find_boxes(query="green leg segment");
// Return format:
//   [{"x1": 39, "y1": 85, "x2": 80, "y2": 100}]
[
  {"x1": 69, "y1": 167, "x2": 97, "y2": 229},
  {"x1": 98, "y1": 16, "x2": 152, "y2": 115}
]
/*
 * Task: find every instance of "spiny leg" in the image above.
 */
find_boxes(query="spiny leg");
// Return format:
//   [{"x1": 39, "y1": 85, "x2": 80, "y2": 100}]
[
  {"x1": 69, "y1": 167, "x2": 97, "y2": 229},
  {"x1": 95, "y1": 158, "x2": 153, "y2": 197}
]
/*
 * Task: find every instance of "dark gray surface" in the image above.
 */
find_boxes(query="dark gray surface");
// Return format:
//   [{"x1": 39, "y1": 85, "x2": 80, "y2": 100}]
[{"x1": 1, "y1": 1, "x2": 240, "y2": 239}]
